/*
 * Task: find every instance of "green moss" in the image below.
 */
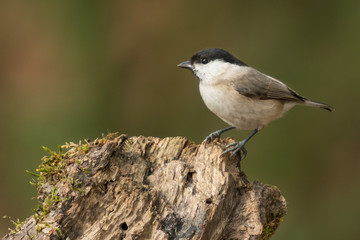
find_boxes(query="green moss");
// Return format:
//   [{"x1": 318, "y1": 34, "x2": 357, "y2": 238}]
[
  {"x1": 260, "y1": 209, "x2": 286, "y2": 240},
  {"x1": 26, "y1": 142, "x2": 90, "y2": 234},
  {"x1": 3, "y1": 216, "x2": 24, "y2": 234},
  {"x1": 262, "y1": 225, "x2": 274, "y2": 238},
  {"x1": 61, "y1": 139, "x2": 92, "y2": 158},
  {"x1": 7, "y1": 132, "x2": 124, "y2": 236}
]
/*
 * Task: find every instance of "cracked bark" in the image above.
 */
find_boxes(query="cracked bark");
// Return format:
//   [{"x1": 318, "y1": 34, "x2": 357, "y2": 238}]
[{"x1": 2, "y1": 134, "x2": 287, "y2": 240}]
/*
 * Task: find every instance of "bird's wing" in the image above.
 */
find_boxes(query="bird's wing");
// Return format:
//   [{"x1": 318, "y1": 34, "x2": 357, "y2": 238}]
[{"x1": 231, "y1": 68, "x2": 306, "y2": 102}]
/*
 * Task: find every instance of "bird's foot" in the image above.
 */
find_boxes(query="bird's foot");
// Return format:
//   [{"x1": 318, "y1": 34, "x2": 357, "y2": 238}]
[
  {"x1": 221, "y1": 140, "x2": 248, "y2": 160},
  {"x1": 204, "y1": 130, "x2": 223, "y2": 145},
  {"x1": 203, "y1": 126, "x2": 236, "y2": 147}
]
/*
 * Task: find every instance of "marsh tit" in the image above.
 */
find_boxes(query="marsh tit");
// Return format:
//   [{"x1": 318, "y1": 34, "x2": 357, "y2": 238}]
[{"x1": 178, "y1": 48, "x2": 333, "y2": 160}]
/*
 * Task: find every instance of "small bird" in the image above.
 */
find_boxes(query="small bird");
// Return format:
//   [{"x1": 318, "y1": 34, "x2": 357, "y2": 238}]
[{"x1": 178, "y1": 48, "x2": 333, "y2": 160}]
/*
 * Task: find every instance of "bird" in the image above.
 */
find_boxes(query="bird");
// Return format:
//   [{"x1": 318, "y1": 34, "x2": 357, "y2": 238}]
[{"x1": 177, "y1": 48, "x2": 333, "y2": 160}]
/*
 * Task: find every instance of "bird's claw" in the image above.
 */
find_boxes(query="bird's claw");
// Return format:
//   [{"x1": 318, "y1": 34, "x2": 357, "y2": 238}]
[
  {"x1": 203, "y1": 126, "x2": 236, "y2": 147},
  {"x1": 204, "y1": 130, "x2": 222, "y2": 146},
  {"x1": 221, "y1": 140, "x2": 248, "y2": 160}
]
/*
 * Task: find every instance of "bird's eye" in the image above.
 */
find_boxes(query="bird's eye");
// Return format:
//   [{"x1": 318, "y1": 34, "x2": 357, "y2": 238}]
[{"x1": 201, "y1": 58, "x2": 209, "y2": 64}]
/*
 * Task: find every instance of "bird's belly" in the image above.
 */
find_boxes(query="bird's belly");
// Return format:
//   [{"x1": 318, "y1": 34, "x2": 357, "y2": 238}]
[{"x1": 199, "y1": 84, "x2": 288, "y2": 130}]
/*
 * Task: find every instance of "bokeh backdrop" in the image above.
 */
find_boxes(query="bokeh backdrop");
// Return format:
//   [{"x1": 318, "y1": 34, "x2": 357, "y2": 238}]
[{"x1": 1, "y1": 1, "x2": 359, "y2": 239}]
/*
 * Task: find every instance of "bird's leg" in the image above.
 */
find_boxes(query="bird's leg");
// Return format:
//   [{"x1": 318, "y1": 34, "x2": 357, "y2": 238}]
[
  {"x1": 204, "y1": 126, "x2": 235, "y2": 145},
  {"x1": 221, "y1": 129, "x2": 259, "y2": 160}
]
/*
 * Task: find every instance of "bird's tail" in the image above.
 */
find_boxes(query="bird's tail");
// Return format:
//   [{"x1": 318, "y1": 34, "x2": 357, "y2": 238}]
[{"x1": 303, "y1": 99, "x2": 334, "y2": 112}]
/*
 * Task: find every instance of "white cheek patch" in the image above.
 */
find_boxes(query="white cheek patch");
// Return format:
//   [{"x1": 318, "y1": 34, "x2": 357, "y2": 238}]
[
  {"x1": 194, "y1": 60, "x2": 249, "y2": 85},
  {"x1": 193, "y1": 60, "x2": 227, "y2": 81}
]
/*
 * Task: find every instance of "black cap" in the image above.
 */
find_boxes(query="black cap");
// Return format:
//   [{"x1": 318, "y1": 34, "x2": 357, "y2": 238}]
[{"x1": 190, "y1": 48, "x2": 247, "y2": 66}]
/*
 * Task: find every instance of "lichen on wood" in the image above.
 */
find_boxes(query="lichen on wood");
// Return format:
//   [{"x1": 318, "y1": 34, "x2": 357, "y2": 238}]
[{"x1": 3, "y1": 133, "x2": 287, "y2": 240}]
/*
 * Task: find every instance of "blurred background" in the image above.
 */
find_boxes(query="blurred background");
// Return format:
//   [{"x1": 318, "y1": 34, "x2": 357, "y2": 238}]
[{"x1": 0, "y1": 1, "x2": 359, "y2": 239}]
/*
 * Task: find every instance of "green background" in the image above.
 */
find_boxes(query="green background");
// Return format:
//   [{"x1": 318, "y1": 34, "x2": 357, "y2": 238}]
[{"x1": 1, "y1": 1, "x2": 359, "y2": 239}]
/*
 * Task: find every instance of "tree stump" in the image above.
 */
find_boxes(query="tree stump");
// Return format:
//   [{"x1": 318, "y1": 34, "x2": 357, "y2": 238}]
[{"x1": 2, "y1": 134, "x2": 287, "y2": 240}]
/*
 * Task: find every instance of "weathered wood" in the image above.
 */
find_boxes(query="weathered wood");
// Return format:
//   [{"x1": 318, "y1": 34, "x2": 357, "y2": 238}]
[{"x1": 3, "y1": 134, "x2": 287, "y2": 240}]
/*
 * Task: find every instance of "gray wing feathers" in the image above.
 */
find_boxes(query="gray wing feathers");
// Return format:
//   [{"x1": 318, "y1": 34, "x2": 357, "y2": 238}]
[{"x1": 232, "y1": 69, "x2": 306, "y2": 102}]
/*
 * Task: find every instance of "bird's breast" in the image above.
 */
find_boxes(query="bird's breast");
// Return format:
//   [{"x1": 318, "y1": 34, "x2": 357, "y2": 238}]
[{"x1": 199, "y1": 83, "x2": 288, "y2": 130}]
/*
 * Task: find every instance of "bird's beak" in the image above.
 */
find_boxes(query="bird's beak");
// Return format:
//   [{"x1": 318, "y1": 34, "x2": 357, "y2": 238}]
[{"x1": 177, "y1": 61, "x2": 193, "y2": 71}]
